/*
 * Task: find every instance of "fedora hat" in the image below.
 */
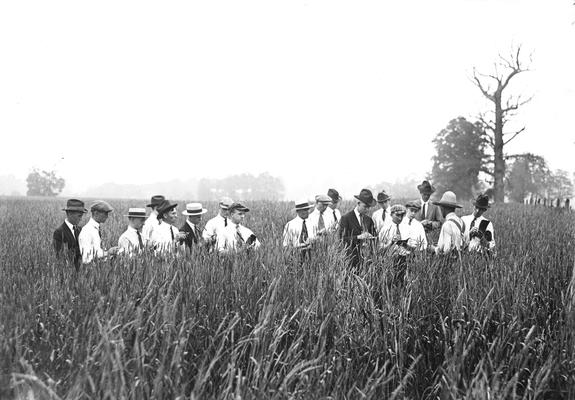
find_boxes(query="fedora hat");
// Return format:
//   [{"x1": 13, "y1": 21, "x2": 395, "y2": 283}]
[
  {"x1": 377, "y1": 191, "x2": 391, "y2": 203},
  {"x1": 62, "y1": 199, "x2": 87, "y2": 213},
  {"x1": 147, "y1": 195, "x2": 165, "y2": 208},
  {"x1": 156, "y1": 200, "x2": 178, "y2": 217},
  {"x1": 473, "y1": 193, "x2": 491, "y2": 209},
  {"x1": 354, "y1": 189, "x2": 376, "y2": 207},
  {"x1": 417, "y1": 180, "x2": 436, "y2": 194},
  {"x1": 294, "y1": 200, "x2": 315, "y2": 211},
  {"x1": 124, "y1": 207, "x2": 147, "y2": 218},
  {"x1": 182, "y1": 202, "x2": 208, "y2": 216},
  {"x1": 219, "y1": 197, "x2": 234, "y2": 210},
  {"x1": 432, "y1": 191, "x2": 462, "y2": 208},
  {"x1": 327, "y1": 188, "x2": 342, "y2": 202}
]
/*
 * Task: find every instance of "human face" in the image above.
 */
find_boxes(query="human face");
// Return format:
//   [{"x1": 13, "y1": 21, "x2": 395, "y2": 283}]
[
  {"x1": 130, "y1": 217, "x2": 145, "y2": 230},
  {"x1": 316, "y1": 202, "x2": 329, "y2": 213},
  {"x1": 420, "y1": 192, "x2": 431, "y2": 202},
  {"x1": 163, "y1": 208, "x2": 178, "y2": 225},
  {"x1": 92, "y1": 210, "x2": 110, "y2": 224},
  {"x1": 66, "y1": 211, "x2": 85, "y2": 225},
  {"x1": 356, "y1": 201, "x2": 371, "y2": 215},
  {"x1": 329, "y1": 200, "x2": 339, "y2": 210},
  {"x1": 473, "y1": 207, "x2": 486, "y2": 218},
  {"x1": 406, "y1": 208, "x2": 417, "y2": 220},
  {"x1": 188, "y1": 215, "x2": 202, "y2": 225},
  {"x1": 391, "y1": 212, "x2": 404, "y2": 225},
  {"x1": 379, "y1": 200, "x2": 389, "y2": 210},
  {"x1": 296, "y1": 209, "x2": 310, "y2": 219},
  {"x1": 220, "y1": 208, "x2": 229, "y2": 218},
  {"x1": 230, "y1": 210, "x2": 245, "y2": 225}
]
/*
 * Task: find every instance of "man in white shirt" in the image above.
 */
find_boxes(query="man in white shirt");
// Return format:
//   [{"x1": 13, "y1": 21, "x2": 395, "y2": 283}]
[
  {"x1": 372, "y1": 191, "x2": 392, "y2": 235},
  {"x1": 308, "y1": 194, "x2": 335, "y2": 236},
  {"x1": 142, "y1": 195, "x2": 165, "y2": 243},
  {"x1": 283, "y1": 200, "x2": 316, "y2": 260},
  {"x1": 118, "y1": 208, "x2": 147, "y2": 256},
  {"x1": 150, "y1": 200, "x2": 184, "y2": 254},
  {"x1": 378, "y1": 205, "x2": 410, "y2": 253},
  {"x1": 216, "y1": 202, "x2": 260, "y2": 253},
  {"x1": 327, "y1": 188, "x2": 342, "y2": 227},
  {"x1": 203, "y1": 196, "x2": 233, "y2": 249},
  {"x1": 79, "y1": 200, "x2": 120, "y2": 264},
  {"x1": 461, "y1": 193, "x2": 495, "y2": 255},
  {"x1": 402, "y1": 200, "x2": 428, "y2": 252},
  {"x1": 429, "y1": 191, "x2": 465, "y2": 255}
]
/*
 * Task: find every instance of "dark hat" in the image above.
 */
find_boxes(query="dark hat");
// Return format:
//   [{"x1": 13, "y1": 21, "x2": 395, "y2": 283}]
[
  {"x1": 405, "y1": 200, "x2": 421, "y2": 210},
  {"x1": 377, "y1": 191, "x2": 391, "y2": 203},
  {"x1": 62, "y1": 199, "x2": 87, "y2": 213},
  {"x1": 147, "y1": 195, "x2": 165, "y2": 208},
  {"x1": 417, "y1": 180, "x2": 436, "y2": 194},
  {"x1": 432, "y1": 191, "x2": 462, "y2": 209},
  {"x1": 473, "y1": 193, "x2": 491, "y2": 209},
  {"x1": 354, "y1": 189, "x2": 376, "y2": 207},
  {"x1": 228, "y1": 202, "x2": 250, "y2": 213},
  {"x1": 90, "y1": 200, "x2": 114, "y2": 213},
  {"x1": 327, "y1": 188, "x2": 342, "y2": 202},
  {"x1": 156, "y1": 200, "x2": 178, "y2": 217}
]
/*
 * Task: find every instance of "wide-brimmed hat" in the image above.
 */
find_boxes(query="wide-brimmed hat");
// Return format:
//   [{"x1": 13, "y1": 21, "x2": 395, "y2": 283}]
[
  {"x1": 156, "y1": 200, "x2": 178, "y2": 217},
  {"x1": 294, "y1": 200, "x2": 315, "y2": 211},
  {"x1": 228, "y1": 202, "x2": 250, "y2": 213},
  {"x1": 124, "y1": 207, "x2": 147, "y2": 218},
  {"x1": 354, "y1": 189, "x2": 376, "y2": 207},
  {"x1": 390, "y1": 204, "x2": 407, "y2": 215},
  {"x1": 432, "y1": 191, "x2": 462, "y2": 208},
  {"x1": 91, "y1": 200, "x2": 114, "y2": 213},
  {"x1": 219, "y1": 197, "x2": 234, "y2": 210},
  {"x1": 377, "y1": 191, "x2": 391, "y2": 203},
  {"x1": 62, "y1": 199, "x2": 87, "y2": 213},
  {"x1": 327, "y1": 188, "x2": 342, "y2": 202},
  {"x1": 405, "y1": 200, "x2": 421, "y2": 210},
  {"x1": 315, "y1": 194, "x2": 333, "y2": 204},
  {"x1": 417, "y1": 180, "x2": 436, "y2": 194},
  {"x1": 182, "y1": 202, "x2": 208, "y2": 216},
  {"x1": 473, "y1": 193, "x2": 491, "y2": 209},
  {"x1": 147, "y1": 195, "x2": 165, "y2": 208}
]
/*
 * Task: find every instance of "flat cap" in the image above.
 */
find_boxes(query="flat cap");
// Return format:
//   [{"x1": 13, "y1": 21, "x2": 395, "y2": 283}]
[
  {"x1": 90, "y1": 200, "x2": 114, "y2": 213},
  {"x1": 405, "y1": 200, "x2": 421, "y2": 210},
  {"x1": 390, "y1": 204, "x2": 407, "y2": 215},
  {"x1": 228, "y1": 202, "x2": 250, "y2": 212},
  {"x1": 315, "y1": 194, "x2": 333, "y2": 204},
  {"x1": 219, "y1": 197, "x2": 234, "y2": 209}
]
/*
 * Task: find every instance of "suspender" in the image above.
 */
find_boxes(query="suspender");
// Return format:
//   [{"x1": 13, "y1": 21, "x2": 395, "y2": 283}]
[{"x1": 447, "y1": 217, "x2": 465, "y2": 236}]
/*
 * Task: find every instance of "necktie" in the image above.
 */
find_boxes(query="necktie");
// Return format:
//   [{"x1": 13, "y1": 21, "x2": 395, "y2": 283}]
[
  {"x1": 137, "y1": 230, "x2": 144, "y2": 249},
  {"x1": 471, "y1": 217, "x2": 477, "y2": 229},
  {"x1": 235, "y1": 225, "x2": 244, "y2": 245},
  {"x1": 318, "y1": 212, "x2": 325, "y2": 231},
  {"x1": 224, "y1": 217, "x2": 228, "y2": 227},
  {"x1": 195, "y1": 226, "x2": 201, "y2": 242},
  {"x1": 333, "y1": 210, "x2": 337, "y2": 223},
  {"x1": 360, "y1": 215, "x2": 366, "y2": 233},
  {"x1": 73, "y1": 226, "x2": 80, "y2": 240},
  {"x1": 422, "y1": 203, "x2": 426, "y2": 219},
  {"x1": 394, "y1": 223, "x2": 401, "y2": 241},
  {"x1": 382, "y1": 211, "x2": 386, "y2": 222},
  {"x1": 300, "y1": 219, "x2": 309, "y2": 243},
  {"x1": 170, "y1": 226, "x2": 174, "y2": 241}
]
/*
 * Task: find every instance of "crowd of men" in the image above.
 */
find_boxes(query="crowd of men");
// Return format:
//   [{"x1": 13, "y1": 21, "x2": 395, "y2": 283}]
[{"x1": 53, "y1": 180, "x2": 496, "y2": 271}]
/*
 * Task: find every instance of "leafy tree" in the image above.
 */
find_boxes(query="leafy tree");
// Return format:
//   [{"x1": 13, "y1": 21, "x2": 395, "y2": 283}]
[
  {"x1": 26, "y1": 169, "x2": 65, "y2": 196},
  {"x1": 431, "y1": 117, "x2": 488, "y2": 200},
  {"x1": 547, "y1": 169, "x2": 573, "y2": 200},
  {"x1": 506, "y1": 154, "x2": 547, "y2": 202},
  {"x1": 472, "y1": 45, "x2": 532, "y2": 203}
]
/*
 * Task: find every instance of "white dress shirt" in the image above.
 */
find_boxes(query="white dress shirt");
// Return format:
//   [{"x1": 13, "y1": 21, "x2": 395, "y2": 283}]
[
  {"x1": 150, "y1": 221, "x2": 180, "y2": 253},
  {"x1": 401, "y1": 217, "x2": 428, "y2": 251},
  {"x1": 330, "y1": 208, "x2": 342, "y2": 226},
  {"x1": 142, "y1": 210, "x2": 159, "y2": 242},
  {"x1": 65, "y1": 219, "x2": 77, "y2": 239},
  {"x1": 79, "y1": 217, "x2": 105, "y2": 264},
  {"x1": 461, "y1": 214, "x2": 495, "y2": 252},
  {"x1": 435, "y1": 213, "x2": 465, "y2": 254},
  {"x1": 118, "y1": 226, "x2": 145, "y2": 256},
  {"x1": 378, "y1": 221, "x2": 410, "y2": 250},
  {"x1": 282, "y1": 216, "x2": 317, "y2": 248},
  {"x1": 372, "y1": 208, "x2": 392, "y2": 235},
  {"x1": 216, "y1": 223, "x2": 261, "y2": 252},
  {"x1": 308, "y1": 207, "x2": 336, "y2": 234},
  {"x1": 203, "y1": 213, "x2": 228, "y2": 242}
]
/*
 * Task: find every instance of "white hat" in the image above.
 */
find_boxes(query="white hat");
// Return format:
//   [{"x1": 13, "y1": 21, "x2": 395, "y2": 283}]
[
  {"x1": 432, "y1": 191, "x2": 462, "y2": 208},
  {"x1": 219, "y1": 197, "x2": 234, "y2": 210},
  {"x1": 294, "y1": 200, "x2": 315, "y2": 211},
  {"x1": 124, "y1": 207, "x2": 147, "y2": 218},
  {"x1": 182, "y1": 203, "x2": 208, "y2": 216}
]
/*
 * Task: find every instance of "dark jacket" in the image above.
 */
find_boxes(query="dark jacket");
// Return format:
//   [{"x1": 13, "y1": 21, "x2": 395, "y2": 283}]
[
  {"x1": 53, "y1": 222, "x2": 81, "y2": 269},
  {"x1": 339, "y1": 209, "x2": 376, "y2": 267},
  {"x1": 180, "y1": 221, "x2": 202, "y2": 250},
  {"x1": 415, "y1": 202, "x2": 444, "y2": 230}
]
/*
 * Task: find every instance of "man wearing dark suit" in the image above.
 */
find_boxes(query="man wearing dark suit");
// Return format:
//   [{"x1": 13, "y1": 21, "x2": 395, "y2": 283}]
[
  {"x1": 53, "y1": 199, "x2": 87, "y2": 270},
  {"x1": 339, "y1": 189, "x2": 377, "y2": 268},
  {"x1": 180, "y1": 203, "x2": 208, "y2": 251},
  {"x1": 415, "y1": 180, "x2": 444, "y2": 232}
]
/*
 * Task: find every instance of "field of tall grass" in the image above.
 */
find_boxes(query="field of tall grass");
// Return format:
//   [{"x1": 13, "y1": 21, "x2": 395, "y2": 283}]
[{"x1": 1, "y1": 196, "x2": 574, "y2": 399}]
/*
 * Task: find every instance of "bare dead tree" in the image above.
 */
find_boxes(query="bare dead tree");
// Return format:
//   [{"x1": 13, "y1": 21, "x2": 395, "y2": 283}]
[{"x1": 472, "y1": 45, "x2": 532, "y2": 203}]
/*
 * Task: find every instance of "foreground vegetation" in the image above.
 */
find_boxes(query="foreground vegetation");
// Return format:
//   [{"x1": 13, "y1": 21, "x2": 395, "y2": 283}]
[{"x1": 1, "y1": 197, "x2": 574, "y2": 399}]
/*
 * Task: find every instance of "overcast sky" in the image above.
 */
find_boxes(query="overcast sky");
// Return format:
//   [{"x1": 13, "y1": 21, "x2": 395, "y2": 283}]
[{"x1": 1, "y1": 0, "x2": 574, "y2": 199}]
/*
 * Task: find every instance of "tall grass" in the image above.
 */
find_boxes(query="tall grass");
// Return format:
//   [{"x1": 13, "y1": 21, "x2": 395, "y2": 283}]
[{"x1": 1, "y1": 197, "x2": 574, "y2": 399}]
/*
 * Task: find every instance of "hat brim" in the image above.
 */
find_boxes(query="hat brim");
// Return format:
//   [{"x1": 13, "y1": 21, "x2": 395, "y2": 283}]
[
  {"x1": 354, "y1": 195, "x2": 376, "y2": 207},
  {"x1": 182, "y1": 209, "x2": 208, "y2": 216},
  {"x1": 295, "y1": 204, "x2": 315, "y2": 211},
  {"x1": 124, "y1": 214, "x2": 147, "y2": 218},
  {"x1": 432, "y1": 201, "x2": 462, "y2": 208},
  {"x1": 62, "y1": 207, "x2": 88, "y2": 213},
  {"x1": 473, "y1": 202, "x2": 490, "y2": 209},
  {"x1": 377, "y1": 197, "x2": 391, "y2": 203},
  {"x1": 418, "y1": 186, "x2": 436, "y2": 194}
]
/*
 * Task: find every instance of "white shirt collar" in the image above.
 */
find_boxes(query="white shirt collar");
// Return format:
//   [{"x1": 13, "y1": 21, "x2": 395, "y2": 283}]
[
  {"x1": 127, "y1": 226, "x2": 138, "y2": 233},
  {"x1": 354, "y1": 207, "x2": 362, "y2": 225},
  {"x1": 186, "y1": 220, "x2": 196, "y2": 229},
  {"x1": 89, "y1": 217, "x2": 100, "y2": 229},
  {"x1": 64, "y1": 219, "x2": 76, "y2": 237}
]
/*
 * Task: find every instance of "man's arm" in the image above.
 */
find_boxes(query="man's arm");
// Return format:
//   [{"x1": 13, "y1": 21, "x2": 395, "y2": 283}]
[{"x1": 53, "y1": 229, "x2": 63, "y2": 256}]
